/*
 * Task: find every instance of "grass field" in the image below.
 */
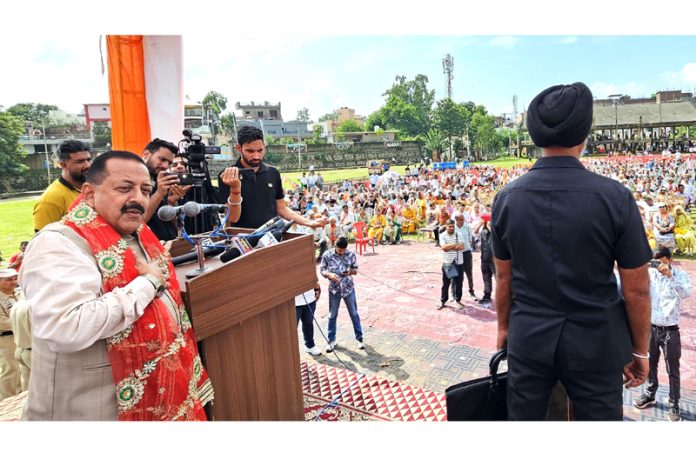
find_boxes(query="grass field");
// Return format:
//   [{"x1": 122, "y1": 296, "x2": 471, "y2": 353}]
[
  {"x1": 0, "y1": 198, "x2": 36, "y2": 265},
  {"x1": 0, "y1": 159, "x2": 526, "y2": 262},
  {"x1": 279, "y1": 157, "x2": 531, "y2": 186}
]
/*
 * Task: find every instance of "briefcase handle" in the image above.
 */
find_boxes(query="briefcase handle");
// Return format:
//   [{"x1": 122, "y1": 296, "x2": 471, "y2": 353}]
[{"x1": 488, "y1": 348, "x2": 508, "y2": 386}]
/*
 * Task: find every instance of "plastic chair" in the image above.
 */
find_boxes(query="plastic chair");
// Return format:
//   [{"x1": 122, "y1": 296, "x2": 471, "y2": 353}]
[{"x1": 353, "y1": 221, "x2": 375, "y2": 255}]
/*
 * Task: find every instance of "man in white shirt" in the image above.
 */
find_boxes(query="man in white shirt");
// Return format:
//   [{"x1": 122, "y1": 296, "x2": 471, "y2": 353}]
[
  {"x1": 338, "y1": 204, "x2": 355, "y2": 238},
  {"x1": 633, "y1": 248, "x2": 691, "y2": 421},
  {"x1": 295, "y1": 284, "x2": 322, "y2": 356},
  {"x1": 438, "y1": 219, "x2": 464, "y2": 310},
  {"x1": 453, "y1": 212, "x2": 477, "y2": 301}
]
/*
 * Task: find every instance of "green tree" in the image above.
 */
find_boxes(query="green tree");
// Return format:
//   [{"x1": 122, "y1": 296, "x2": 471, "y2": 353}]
[
  {"x1": 470, "y1": 112, "x2": 501, "y2": 160},
  {"x1": 307, "y1": 125, "x2": 325, "y2": 145},
  {"x1": 423, "y1": 128, "x2": 446, "y2": 162},
  {"x1": 296, "y1": 107, "x2": 310, "y2": 122},
  {"x1": 7, "y1": 103, "x2": 59, "y2": 124},
  {"x1": 318, "y1": 112, "x2": 338, "y2": 122},
  {"x1": 336, "y1": 119, "x2": 362, "y2": 133},
  {"x1": 453, "y1": 138, "x2": 464, "y2": 156},
  {"x1": 0, "y1": 111, "x2": 28, "y2": 181},
  {"x1": 220, "y1": 113, "x2": 236, "y2": 145},
  {"x1": 364, "y1": 110, "x2": 386, "y2": 132},
  {"x1": 92, "y1": 123, "x2": 112, "y2": 148},
  {"x1": 366, "y1": 74, "x2": 435, "y2": 138},
  {"x1": 202, "y1": 90, "x2": 228, "y2": 144},
  {"x1": 433, "y1": 98, "x2": 468, "y2": 159}
]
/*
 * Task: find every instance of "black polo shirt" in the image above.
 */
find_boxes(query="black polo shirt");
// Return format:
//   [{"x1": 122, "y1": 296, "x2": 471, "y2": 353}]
[
  {"x1": 217, "y1": 159, "x2": 284, "y2": 229},
  {"x1": 491, "y1": 155, "x2": 652, "y2": 371}
]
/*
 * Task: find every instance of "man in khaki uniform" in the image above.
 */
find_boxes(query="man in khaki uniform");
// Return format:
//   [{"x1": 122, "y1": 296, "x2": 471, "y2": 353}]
[
  {"x1": 0, "y1": 268, "x2": 21, "y2": 401},
  {"x1": 9, "y1": 292, "x2": 31, "y2": 391}
]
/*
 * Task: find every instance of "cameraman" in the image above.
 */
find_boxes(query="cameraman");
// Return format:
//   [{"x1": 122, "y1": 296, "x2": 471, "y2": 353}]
[
  {"x1": 142, "y1": 139, "x2": 181, "y2": 241},
  {"x1": 633, "y1": 247, "x2": 691, "y2": 421}
]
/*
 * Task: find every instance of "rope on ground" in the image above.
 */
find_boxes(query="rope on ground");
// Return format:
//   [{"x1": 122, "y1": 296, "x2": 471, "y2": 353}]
[{"x1": 302, "y1": 292, "x2": 370, "y2": 421}]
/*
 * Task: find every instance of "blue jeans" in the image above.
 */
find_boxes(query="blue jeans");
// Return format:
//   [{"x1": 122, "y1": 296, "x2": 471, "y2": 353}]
[
  {"x1": 296, "y1": 301, "x2": 317, "y2": 348},
  {"x1": 327, "y1": 290, "x2": 363, "y2": 343}
]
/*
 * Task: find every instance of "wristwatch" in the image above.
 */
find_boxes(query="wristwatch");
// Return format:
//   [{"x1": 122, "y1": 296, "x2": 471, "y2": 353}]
[{"x1": 143, "y1": 273, "x2": 165, "y2": 297}]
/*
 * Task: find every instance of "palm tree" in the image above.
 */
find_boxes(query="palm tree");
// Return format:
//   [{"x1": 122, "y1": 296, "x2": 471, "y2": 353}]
[{"x1": 423, "y1": 129, "x2": 446, "y2": 162}]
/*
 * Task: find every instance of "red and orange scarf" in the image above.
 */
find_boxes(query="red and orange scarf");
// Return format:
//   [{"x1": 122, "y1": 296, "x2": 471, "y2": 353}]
[{"x1": 63, "y1": 197, "x2": 213, "y2": 420}]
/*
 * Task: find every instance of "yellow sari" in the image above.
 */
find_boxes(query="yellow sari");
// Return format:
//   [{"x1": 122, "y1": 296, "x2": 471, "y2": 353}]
[
  {"x1": 368, "y1": 214, "x2": 386, "y2": 241},
  {"x1": 674, "y1": 209, "x2": 696, "y2": 254},
  {"x1": 401, "y1": 207, "x2": 417, "y2": 234},
  {"x1": 416, "y1": 198, "x2": 427, "y2": 223}
]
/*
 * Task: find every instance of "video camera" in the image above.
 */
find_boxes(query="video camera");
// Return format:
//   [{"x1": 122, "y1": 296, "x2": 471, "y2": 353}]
[
  {"x1": 177, "y1": 130, "x2": 223, "y2": 234},
  {"x1": 181, "y1": 129, "x2": 221, "y2": 172}
]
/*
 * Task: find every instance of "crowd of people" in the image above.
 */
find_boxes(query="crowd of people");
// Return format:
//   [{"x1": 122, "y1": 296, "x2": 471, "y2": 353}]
[
  {"x1": 1, "y1": 107, "x2": 694, "y2": 421},
  {"x1": 584, "y1": 156, "x2": 696, "y2": 255}
]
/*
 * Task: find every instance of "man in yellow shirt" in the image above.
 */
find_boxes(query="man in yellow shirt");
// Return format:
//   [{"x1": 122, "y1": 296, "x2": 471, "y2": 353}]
[{"x1": 33, "y1": 140, "x2": 92, "y2": 232}]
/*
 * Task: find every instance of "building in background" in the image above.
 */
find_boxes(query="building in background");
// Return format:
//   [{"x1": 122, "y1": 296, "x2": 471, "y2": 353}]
[
  {"x1": 83, "y1": 103, "x2": 111, "y2": 131},
  {"x1": 236, "y1": 101, "x2": 282, "y2": 121}
]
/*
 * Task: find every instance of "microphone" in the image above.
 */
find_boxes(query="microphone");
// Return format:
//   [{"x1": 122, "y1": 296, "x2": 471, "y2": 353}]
[
  {"x1": 219, "y1": 235, "x2": 258, "y2": 263},
  {"x1": 255, "y1": 220, "x2": 295, "y2": 248},
  {"x1": 171, "y1": 245, "x2": 225, "y2": 266},
  {"x1": 158, "y1": 204, "x2": 187, "y2": 222},
  {"x1": 219, "y1": 247, "x2": 242, "y2": 263},
  {"x1": 182, "y1": 201, "x2": 227, "y2": 217},
  {"x1": 250, "y1": 216, "x2": 282, "y2": 235},
  {"x1": 220, "y1": 220, "x2": 294, "y2": 263}
]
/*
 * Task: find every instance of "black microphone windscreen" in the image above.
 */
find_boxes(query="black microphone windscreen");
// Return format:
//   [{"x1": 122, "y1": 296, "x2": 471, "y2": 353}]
[
  {"x1": 219, "y1": 247, "x2": 242, "y2": 263},
  {"x1": 158, "y1": 205, "x2": 177, "y2": 222}
]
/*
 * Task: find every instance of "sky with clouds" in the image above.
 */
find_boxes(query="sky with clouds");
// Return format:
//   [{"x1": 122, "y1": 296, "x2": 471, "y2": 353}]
[{"x1": 2, "y1": 3, "x2": 695, "y2": 126}]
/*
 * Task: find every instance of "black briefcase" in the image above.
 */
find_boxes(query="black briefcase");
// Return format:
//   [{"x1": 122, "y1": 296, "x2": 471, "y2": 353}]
[{"x1": 445, "y1": 349, "x2": 507, "y2": 421}]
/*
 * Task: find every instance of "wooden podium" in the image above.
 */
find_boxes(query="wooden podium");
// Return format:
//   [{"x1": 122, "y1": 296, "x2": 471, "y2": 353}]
[{"x1": 174, "y1": 231, "x2": 316, "y2": 420}]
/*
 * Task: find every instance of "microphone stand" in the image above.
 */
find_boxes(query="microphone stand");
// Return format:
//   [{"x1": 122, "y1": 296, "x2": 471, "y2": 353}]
[{"x1": 185, "y1": 235, "x2": 212, "y2": 279}]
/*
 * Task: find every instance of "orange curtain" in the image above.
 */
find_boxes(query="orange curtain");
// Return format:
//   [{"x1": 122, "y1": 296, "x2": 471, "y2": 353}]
[{"x1": 106, "y1": 35, "x2": 151, "y2": 155}]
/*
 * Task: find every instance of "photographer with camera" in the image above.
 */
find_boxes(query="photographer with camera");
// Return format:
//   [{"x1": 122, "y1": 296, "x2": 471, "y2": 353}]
[
  {"x1": 164, "y1": 154, "x2": 194, "y2": 206},
  {"x1": 142, "y1": 138, "x2": 180, "y2": 241},
  {"x1": 633, "y1": 247, "x2": 691, "y2": 421},
  {"x1": 217, "y1": 126, "x2": 326, "y2": 230}
]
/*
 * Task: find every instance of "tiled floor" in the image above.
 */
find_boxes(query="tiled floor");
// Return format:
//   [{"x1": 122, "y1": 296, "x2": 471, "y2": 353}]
[{"x1": 301, "y1": 239, "x2": 696, "y2": 421}]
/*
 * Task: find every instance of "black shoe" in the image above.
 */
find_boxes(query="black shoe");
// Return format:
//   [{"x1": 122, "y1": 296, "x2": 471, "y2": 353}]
[
  {"x1": 476, "y1": 297, "x2": 491, "y2": 304},
  {"x1": 633, "y1": 393, "x2": 656, "y2": 409},
  {"x1": 668, "y1": 404, "x2": 681, "y2": 422},
  {"x1": 469, "y1": 291, "x2": 478, "y2": 300}
]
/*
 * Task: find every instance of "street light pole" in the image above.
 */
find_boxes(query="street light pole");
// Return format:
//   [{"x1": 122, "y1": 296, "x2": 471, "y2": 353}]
[{"x1": 42, "y1": 122, "x2": 51, "y2": 185}]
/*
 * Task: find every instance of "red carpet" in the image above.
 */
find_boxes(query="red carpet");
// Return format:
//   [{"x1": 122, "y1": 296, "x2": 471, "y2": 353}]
[
  {"x1": 301, "y1": 361, "x2": 447, "y2": 421},
  {"x1": 0, "y1": 391, "x2": 26, "y2": 421}
]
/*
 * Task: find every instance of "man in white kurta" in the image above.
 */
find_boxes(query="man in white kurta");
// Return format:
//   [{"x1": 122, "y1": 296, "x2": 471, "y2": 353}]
[{"x1": 18, "y1": 152, "x2": 171, "y2": 420}]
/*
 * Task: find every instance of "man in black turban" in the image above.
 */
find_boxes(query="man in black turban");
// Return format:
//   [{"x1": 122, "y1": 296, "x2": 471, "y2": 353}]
[
  {"x1": 526, "y1": 82, "x2": 593, "y2": 149},
  {"x1": 490, "y1": 82, "x2": 652, "y2": 420}
]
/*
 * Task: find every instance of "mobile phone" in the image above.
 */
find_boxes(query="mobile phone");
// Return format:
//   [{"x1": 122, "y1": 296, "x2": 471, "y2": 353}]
[
  {"x1": 648, "y1": 260, "x2": 660, "y2": 269},
  {"x1": 177, "y1": 173, "x2": 194, "y2": 186}
]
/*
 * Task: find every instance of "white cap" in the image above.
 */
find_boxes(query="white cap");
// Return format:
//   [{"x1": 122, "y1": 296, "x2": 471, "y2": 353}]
[{"x1": 0, "y1": 268, "x2": 18, "y2": 278}]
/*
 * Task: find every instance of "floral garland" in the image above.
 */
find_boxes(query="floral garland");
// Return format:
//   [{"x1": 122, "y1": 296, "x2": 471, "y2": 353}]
[{"x1": 62, "y1": 198, "x2": 213, "y2": 420}]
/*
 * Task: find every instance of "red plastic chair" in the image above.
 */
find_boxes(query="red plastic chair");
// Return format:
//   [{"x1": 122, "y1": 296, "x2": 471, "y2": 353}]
[{"x1": 353, "y1": 221, "x2": 375, "y2": 255}]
